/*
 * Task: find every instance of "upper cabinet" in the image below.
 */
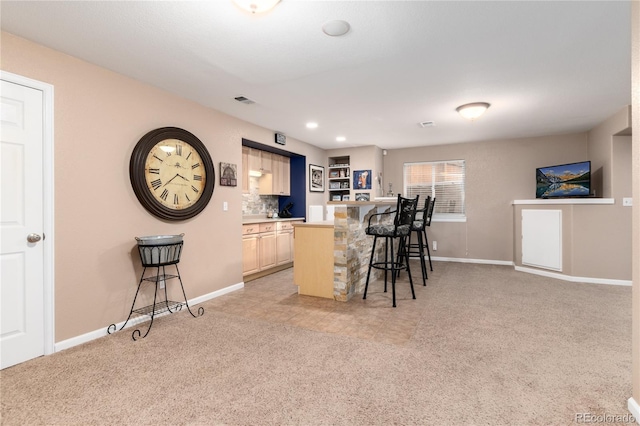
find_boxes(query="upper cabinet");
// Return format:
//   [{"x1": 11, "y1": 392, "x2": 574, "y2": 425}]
[
  {"x1": 242, "y1": 146, "x2": 250, "y2": 194},
  {"x1": 260, "y1": 154, "x2": 290, "y2": 196}
]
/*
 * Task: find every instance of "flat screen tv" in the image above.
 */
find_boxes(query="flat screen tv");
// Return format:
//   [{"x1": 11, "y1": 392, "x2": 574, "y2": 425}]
[{"x1": 536, "y1": 161, "x2": 591, "y2": 199}]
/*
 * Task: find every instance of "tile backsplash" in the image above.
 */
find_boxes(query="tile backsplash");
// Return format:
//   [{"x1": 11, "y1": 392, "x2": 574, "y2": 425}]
[{"x1": 242, "y1": 176, "x2": 279, "y2": 215}]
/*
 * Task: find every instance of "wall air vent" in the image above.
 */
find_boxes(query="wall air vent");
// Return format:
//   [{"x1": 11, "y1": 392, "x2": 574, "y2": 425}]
[
  {"x1": 419, "y1": 121, "x2": 435, "y2": 128},
  {"x1": 234, "y1": 96, "x2": 256, "y2": 105}
]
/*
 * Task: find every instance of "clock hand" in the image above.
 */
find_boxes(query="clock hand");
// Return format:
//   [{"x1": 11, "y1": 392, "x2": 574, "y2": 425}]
[
  {"x1": 163, "y1": 174, "x2": 179, "y2": 187},
  {"x1": 177, "y1": 173, "x2": 190, "y2": 182}
]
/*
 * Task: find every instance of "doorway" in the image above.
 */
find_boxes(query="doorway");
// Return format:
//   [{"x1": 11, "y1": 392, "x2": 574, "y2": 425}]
[{"x1": 0, "y1": 71, "x2": 54, "y2": 369}]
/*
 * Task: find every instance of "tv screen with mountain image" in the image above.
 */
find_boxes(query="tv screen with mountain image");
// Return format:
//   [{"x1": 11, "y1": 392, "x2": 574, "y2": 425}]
[{"x1": 536, "y1": 161, "x2": 591, "y2": 198}]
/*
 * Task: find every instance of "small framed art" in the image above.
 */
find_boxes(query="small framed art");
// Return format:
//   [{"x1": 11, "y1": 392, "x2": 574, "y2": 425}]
[{"x1": 309, "y1": 164, "x2": 325, "y2": 192}]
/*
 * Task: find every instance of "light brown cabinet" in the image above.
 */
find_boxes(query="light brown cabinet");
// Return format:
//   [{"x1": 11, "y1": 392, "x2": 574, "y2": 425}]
[
  {"x1": 243, "y1": 220, "x2": 301, "y2": 277},
  {"x1": 242, "y1": 146, "x2": 250, "y2": 194},
  {"x1": 259, "y1": 154, "x2": 290, "y2": 196},
  {"x1": 258, "y1": 222, "x2": 277, "y2": 270},
  {"x1": 242, "y1": 225, "x2": 260, "y2": 275},
  {"x1": 276, "y1": 221, "x2": 301, "y2": 265}
]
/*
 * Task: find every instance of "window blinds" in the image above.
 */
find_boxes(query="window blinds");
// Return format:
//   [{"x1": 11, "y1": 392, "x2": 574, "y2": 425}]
[{"x1": 403, "y1": 160, "x2": 465, "y2": 216}]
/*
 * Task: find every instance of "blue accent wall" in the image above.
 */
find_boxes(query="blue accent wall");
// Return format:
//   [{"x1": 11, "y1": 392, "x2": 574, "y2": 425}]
[{"x1": 279, "y1": 155, "x2": 306, "y2": 219}]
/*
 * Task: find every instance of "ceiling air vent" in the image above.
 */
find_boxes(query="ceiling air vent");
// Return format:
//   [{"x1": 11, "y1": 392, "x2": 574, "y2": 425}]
[
  {"x1": 234, "y1": 96, "x2": 255, "y2": 105},
  {"x1": 419, "y1": 121, "x2": 435, "y2": 128}
]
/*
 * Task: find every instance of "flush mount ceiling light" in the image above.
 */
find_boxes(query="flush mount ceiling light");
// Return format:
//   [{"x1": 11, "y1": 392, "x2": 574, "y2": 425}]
[
  {"x1": 306, "y1": 122, "x2": 318, "y2": 129},
  {"x1": 233, "y1": 0, "x2": 280, "y2": 14},
  {"x1": 456, "y1": 102, "x2": 491, "y2": 121},
  {"x1": 336, "y1": 136, "x2": 346, "y2": 142},
  {"x1": 322, "y1": 20, "x2": 351, "y2": 37}
]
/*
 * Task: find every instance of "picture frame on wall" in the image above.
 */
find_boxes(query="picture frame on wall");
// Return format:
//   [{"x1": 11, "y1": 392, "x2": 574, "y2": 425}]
[
  {"x1": 309, "y1": 164, "x2": 325, "y2": 192},
  {"x1": 220, "y1": 162, "x2": 237, "y2": 187},
  {"x1": 353, "y1": 170, "x2": 372, "y2": 190}
]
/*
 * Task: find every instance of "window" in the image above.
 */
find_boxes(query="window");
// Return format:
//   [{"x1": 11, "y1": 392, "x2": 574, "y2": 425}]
[{"x1": 403, "y1": 160, "x2": 466, "y2": 221}]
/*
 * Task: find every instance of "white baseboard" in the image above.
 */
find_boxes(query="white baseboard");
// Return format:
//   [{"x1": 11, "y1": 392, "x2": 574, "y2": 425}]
[
  {"x1": 514, "y1": 266, "x2": 632, "y2": 286},
  {"x1": 628, "y1": 397, "x2": 640, "y2": 424},
  {"x1": 432, "y1": 256, "x2": 514, "y2": 266},
  {"x1": 429, "y1": 257, "x2": 631, "y2": 286},
  {"x1": 55, "y1": 281, "x2": 244, "y2": 352}
]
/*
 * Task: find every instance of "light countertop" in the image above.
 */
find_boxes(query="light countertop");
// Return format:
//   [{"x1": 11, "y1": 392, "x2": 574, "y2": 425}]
[{"x1": 242, "y1": 216, "x2": 305, "y2": 225}]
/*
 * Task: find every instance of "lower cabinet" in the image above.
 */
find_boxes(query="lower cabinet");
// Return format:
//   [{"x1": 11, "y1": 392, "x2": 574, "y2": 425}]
[
  {"x1": 243, "y1": 220, "x2": 302, "y2": 277},
  {"x1": 258, "y1": 223, "x2": 277, "y2": 270},
  {"x1": 242, "y1": 225, "x2": 260, "y2": 275}
]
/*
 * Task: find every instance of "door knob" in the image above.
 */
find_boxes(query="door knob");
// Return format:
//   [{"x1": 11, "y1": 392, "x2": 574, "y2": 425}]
[{"x1": 27, "y1": 233, "x2": 42, "y2": 243}]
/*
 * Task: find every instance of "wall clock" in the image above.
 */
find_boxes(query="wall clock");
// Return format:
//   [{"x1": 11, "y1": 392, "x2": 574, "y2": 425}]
[{"x1": 130, "y1": 127, "x2": 215, "y2": 221}]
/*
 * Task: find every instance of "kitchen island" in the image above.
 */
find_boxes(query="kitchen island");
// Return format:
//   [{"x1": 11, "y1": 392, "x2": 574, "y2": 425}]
[{"x1": 293, "y1": 201, "x2": 395, "y2": 301}]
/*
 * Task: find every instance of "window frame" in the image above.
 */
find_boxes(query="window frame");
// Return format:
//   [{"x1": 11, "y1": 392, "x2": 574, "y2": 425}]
[{"x1": 403, "y1": 159, "x2": 467, "y2": 222}]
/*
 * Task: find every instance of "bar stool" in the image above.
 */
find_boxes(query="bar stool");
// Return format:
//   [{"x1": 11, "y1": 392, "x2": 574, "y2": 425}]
[
  {"x1": 422, "y1": 197, "x2": 436, "y2": 272},
  {"x1": 406, "y1": 196, "x2": 431, "y2": 286},
  {"x1": 363, "y1": 194, "x2": 419, "y2": 307}
]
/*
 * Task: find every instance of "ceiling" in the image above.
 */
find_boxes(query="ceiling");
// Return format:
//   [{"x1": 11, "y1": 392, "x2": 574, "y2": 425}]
[{"x1": 0, "y1": 1, "x2": 632, "y2": 150}]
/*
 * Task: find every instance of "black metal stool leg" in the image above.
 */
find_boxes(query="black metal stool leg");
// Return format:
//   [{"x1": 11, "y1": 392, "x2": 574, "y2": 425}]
[
  {"x1": 417, "y1": 231, "x2": 428, "y2": 285},
  {"x1": 403, "y1": 236, "x2": 416, "y2": 300},
  {"x1": 390, "y1": 236, "x2": 396, "y2": 307},
  {"x1": 423, "y1": 228, "x2": 433, "y2": 271}
]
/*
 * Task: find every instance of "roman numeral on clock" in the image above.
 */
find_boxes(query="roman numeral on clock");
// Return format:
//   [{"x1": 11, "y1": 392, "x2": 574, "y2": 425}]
[
  {"x1": 185, "y1": 194, "x2": 191, "y2": 202},
  {"x1": 149, "y1": 168, "x2": 160, "y2": 174},
  {"x1": 191, "y1": 185, "x2": 199, "y2": 193},
  {"x1": 153, "y1": 155, "x2": 163, "y2": 163},
  {"x1": 193, "y1": 175, "x2": 202, "y2": 181},
  {"x1": 176, "y1": 144, "x2": 182, "y2": 156},
  {"x1": 192, "y1": 162, "x2": 200, "y2": 170},
  {"x1": 151, "y1": 179, "x2": 162, "y2": 190},
  {"x1": 160, "y1": 189, "x2": 169, "y2": 201},
  {"x1": 174, "y1": 194, "x2": 179, "y2": 205},
  {"x1": 186, "y1": 152, "x2": 192, "y2": 160}
]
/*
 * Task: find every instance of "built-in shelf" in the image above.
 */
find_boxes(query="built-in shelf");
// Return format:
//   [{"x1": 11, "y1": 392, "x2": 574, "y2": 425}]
[
  {"x1": 513, "y1": 198, "x2": 615, "y2": 205},
  {"x1": 328, "y1": 156, "x2": 350, "y2": 201}
]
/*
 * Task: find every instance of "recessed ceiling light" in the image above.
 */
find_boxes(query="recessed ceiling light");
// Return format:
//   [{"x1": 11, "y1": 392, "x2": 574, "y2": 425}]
[
  {"x1": 233, "y1": 0, "x2": 280, "y2": 14},
  {"x1": 322, "y1": 20, "x2": 351, "y2": 37},
  {"x1": 336, "y1": 136, "x2": 346, "y2": 142},
  {"x1": 306, "y1": 122, "x2": 318, "y2": 129}
]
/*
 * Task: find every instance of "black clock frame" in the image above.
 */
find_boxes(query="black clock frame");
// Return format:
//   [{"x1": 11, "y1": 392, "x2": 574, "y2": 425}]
[{"x1": 130, "y1": 127, "x2": 215, "y2": 221}]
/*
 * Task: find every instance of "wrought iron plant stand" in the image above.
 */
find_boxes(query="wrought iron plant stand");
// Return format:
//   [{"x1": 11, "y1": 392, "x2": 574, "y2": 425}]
[{"x1": 107, "y1": 235, "x2": 203, "y2": 340}]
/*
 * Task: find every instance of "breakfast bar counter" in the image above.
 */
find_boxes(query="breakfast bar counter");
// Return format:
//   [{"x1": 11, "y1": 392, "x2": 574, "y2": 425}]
[{"x1": 293, "y1": 201, "x2": 395, "y2": 301}]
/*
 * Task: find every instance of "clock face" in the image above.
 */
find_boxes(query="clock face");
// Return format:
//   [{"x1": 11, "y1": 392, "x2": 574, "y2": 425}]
[
  {"x1": 130, "y1": 127, "x2": 215, "y2": 221},
  {"x1": 144, "y1": 138, "x2": 206, "y2": 210}
]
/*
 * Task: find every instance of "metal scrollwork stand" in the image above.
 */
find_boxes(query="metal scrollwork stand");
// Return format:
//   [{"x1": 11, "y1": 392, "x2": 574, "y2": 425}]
[{"x1": 107, "y1": 238, "x2": 203, "y2": 340}]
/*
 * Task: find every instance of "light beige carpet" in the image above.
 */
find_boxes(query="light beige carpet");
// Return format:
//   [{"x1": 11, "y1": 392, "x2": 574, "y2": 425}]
[{"x1": 0, "y1": 262, "x2": 632, "y2": 425}]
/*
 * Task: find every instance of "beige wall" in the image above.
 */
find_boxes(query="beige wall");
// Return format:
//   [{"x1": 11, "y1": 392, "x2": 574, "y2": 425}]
[
  {"x1": 1, "y1": 32, "x2": 326, "y2": 341},
  {"x1": 588, "y1": 106, "x2": 632, "y2": 198},
  {"x1": 631, "y1": 0, "x2": 640, "y2": 406},
  {"x1": 384, "y1": 133, "x2": 588, "y2": 262}
]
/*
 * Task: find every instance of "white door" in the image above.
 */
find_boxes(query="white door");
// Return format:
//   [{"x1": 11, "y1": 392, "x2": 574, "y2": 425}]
[{"x1": 1, "y1": 79, "x2": 45, "y2": 369}]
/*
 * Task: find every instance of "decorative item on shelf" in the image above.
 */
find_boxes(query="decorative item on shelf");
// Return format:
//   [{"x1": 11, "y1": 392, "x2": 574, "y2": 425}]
[
  {"x1": 309, "y1": 164, "x2": 325, "y2": 192},
  {"x1": 330, "y1": 182, "x2": 340, "y2": 189},
  {"x1": 342, "y1": 195, "x2": 350, "y2": 201},
  {"x1": 220, "y1": 162, "x2": 237, "y2": 187},
  {"x1": 387, "y1": 183, "x2": 393, "y2": 197},
  {"x1": 353, "y1": 170, "x2": 372, "y2": 190},
  {"x1": 332, "y1": 195, "x2": 342, "y2": 201},
  {"x1": 329, "y1": 170, "x2": 339, "y2": 178},
  {"x1": 356, "y1": 192, "x2": 370, "y2": 202}
]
